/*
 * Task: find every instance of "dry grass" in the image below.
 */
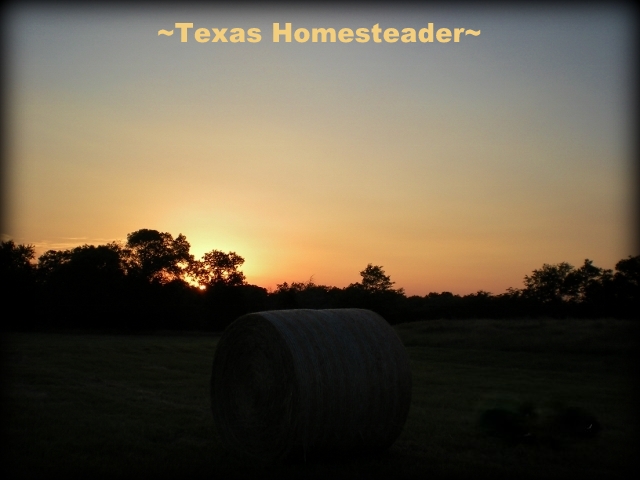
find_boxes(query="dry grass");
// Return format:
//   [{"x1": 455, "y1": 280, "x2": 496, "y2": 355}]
[{"x1": 3, "y1": 317, "x2": 638, "y2": 479}]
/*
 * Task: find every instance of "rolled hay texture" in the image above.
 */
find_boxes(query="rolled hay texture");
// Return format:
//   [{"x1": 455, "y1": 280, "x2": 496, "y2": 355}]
[{"x1": 211, "y1": 308, "x2": 412, "y2": 462}]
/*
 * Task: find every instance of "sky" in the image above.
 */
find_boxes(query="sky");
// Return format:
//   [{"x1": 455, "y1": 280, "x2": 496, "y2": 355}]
[{"x1": 2, "y1": 3, "x2": 636, "y2": 295}]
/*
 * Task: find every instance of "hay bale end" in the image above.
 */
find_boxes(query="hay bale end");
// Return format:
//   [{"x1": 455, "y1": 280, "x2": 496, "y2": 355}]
[{"x1": 210, "y1": 308, "x2": 412, "y2": 462}]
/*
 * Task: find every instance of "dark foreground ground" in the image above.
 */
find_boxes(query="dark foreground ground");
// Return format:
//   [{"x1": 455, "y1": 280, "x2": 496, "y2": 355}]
[{"x1": 2, "y1": 318, "x2": 638, "y2": 479}]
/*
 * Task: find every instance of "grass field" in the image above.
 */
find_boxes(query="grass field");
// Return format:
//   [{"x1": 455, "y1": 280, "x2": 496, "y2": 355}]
[{"x1": 3, "y1": 318, "x2": 638, "y2": 479}]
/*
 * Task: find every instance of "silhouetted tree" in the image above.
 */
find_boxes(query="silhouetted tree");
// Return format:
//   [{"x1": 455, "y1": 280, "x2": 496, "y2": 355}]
[
  {"x1": 422, "y1": 291, "x2": 460, "y2": 319},
  {"x1": 33, "y1": 244, "x2": 131, "y2": 329},
  {"x1": 271, "y1": 281, "x2": 309, "y2": 309},
  {"x1": 1, "y1": 240, "x2": 36, "y2": 282},
  {"x1": 1, "y1": 241, "x2": 37, "y2": 329},
  {"x1": 563, "y1": 259, "x2": 613, "y2": 303},
  {"x1": 352, "y1": 264, "x2": 404, "y2": 294},
  {"x1": 522, "y1": 262, "x2": 574, "y2": 304},
  {"x1": 38, "y1": 244, "x2": 126, "y2": 283},
  {"x1": 611, "y1": 255, "x2": 640, "y2": 317},
  {"x1": 514, "y1": 257, "x2": 640, "y2": 318},
  {"x1": 190, "y1": 250, "x2": 246, "y2": 287},
  {"x1": 78, "y1": 244, "x2": 127, "y2": 284},
  {"x1": 341, "y1": 264, "x2": 405, "y2": 322},
  {"x1": 36, "y1": 249, "x2": 72, "y2": 280},
  {"x1": 459, "y1": 290, "x2": 495, "y2": 317},
  {"x1": 125, "y1": 229, "x2": 192, "y2": 284},
  {"x1": 7, "y1": 226, "x2": 640, "y2": 330},
  {"x1": 613, "y1": 255, "x2": 640, "y2": 289},
  {"x1": 270, "y1": 278, "x2": 340, "y2": 310}
]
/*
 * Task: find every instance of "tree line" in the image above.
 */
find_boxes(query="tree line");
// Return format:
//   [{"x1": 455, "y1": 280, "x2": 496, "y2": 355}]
[{"x1": 1, "y1": 228, "x2": 638, "y2": 332}]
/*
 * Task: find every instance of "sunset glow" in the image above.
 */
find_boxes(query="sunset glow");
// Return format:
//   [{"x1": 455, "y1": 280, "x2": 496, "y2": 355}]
[{"x1": 3, "y1": 4, "x2": 635, "y2": 296}]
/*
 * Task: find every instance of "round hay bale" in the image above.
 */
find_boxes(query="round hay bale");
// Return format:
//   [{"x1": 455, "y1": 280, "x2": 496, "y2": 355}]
[{"x1": 211, "y1": 308, "x2": 412, "y2": 462}]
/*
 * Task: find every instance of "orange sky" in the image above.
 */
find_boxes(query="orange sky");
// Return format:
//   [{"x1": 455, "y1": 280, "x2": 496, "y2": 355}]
[{"x1": 3, "y1": 4, "x2": 635, "y2": 295}]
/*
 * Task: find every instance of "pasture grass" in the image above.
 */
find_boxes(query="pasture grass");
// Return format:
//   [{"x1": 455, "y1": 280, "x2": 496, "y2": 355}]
[{"x1": 3, "y1": 318, "x2": 638, "y2": 479}]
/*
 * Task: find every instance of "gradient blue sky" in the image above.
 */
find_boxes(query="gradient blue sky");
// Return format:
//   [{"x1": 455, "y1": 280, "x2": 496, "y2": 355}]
[{"x1": 4, "y1": 3, "x2": 635, "y2": 294}]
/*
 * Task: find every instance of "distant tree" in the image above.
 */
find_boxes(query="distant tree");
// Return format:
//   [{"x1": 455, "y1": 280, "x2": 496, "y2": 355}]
[
  {"x1": 341, "y1": 264, "x2": 405, "y2": 322},
  {"x1": 354, "y1": 264, "x2": 404, "y2": 294},
  {"x1": 1, "y1": 241, "x2": 38, "y2": 330},
  {"x1": 270, "y1": 278, "x2": 339, "y2": 309},
  {"x1": 522, "y1": 262, "x2": 574, "y2": 303},
  {"x1": 503, "y1": 287, "x2": 522, "y2": 298},
  {"x1": 37, "y1": 243, "x2": 126, "y2": 283},
  {"x1": 37, "y1": 249, "x2": 73, "y2": 280},
  {"x1": 1, "y1": 240, "x2": 37, "y2": 299},
  {"x1": 64, "y1": 244, "x2": 126, "y2": 280},
  {"x1": 611, "y1": 255, "x2": 640, "y2": 315},
  {"x1": 125, "y1": 229, "x2": 192, "y2": 283},
  {"x1": 30, "y1": 243, "x2": 131, "y2": 329},
  {"x1": 614, "y1": 255, "x2": 640, "y2": 287},
  {"x1": 0, "y1": 240, "x2": 36, "y2": 281},
  {"x1": 563, "y1": 259, "x2": 613, "y2": 303},
  {"x1": 190, "y1": 250, "x2": 246, "y2": 287}
]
